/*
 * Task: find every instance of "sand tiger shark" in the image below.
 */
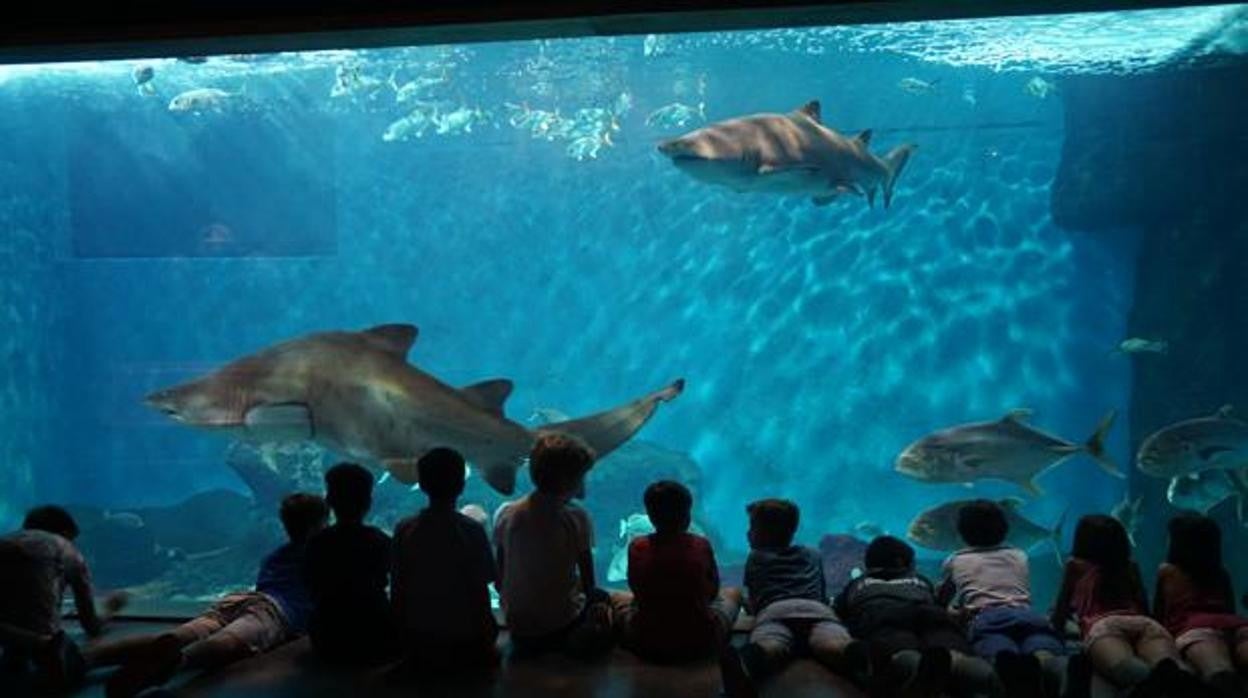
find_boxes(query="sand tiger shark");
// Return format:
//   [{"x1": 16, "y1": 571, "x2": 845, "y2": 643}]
[
  {"x1": 144, "y1": 324, "x2": 684, "y2": 494},
  {"x1": 657, "y1": 100, "x2": 917, "y2": 207}
]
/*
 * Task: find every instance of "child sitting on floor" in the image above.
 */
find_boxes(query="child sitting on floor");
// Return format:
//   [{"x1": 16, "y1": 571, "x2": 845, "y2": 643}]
[
  {"x1": 1153, "y1": 512, "x2": 1248, "y2": 698},
  {"x1": 494, "y1": 433, "x2": 613, "y2": 657},
  {"x1": 836, "y1": 536, "x2": 996, "y2": 698},
  {"x1": 611, "y1": 480, "x2": 742, "y2": 663},
  {"x1": 92, "y1": 493, "x2": 328, "y2": 698},
  {"x1": 937, "y1": 499, "x2": 1066, "y2": 698},
  {"x1": 720, "y1": 498, "x2": 866, "y2": 698}
]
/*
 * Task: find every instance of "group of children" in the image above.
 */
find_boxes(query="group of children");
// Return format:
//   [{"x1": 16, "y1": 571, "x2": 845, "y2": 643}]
[{"x1": 1, "y1": 431, "x2": 1247, "y2": 698}]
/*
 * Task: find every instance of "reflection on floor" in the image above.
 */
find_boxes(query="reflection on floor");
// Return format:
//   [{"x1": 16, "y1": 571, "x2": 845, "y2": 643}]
[{"x1": 18, "y1": 620, "x2": 870, "y2": 698}]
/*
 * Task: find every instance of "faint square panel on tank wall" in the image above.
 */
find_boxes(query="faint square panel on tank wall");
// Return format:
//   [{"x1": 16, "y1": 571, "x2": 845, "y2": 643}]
[{"x1": 67, "y1": 102, "x2": 337, "y2": 258}]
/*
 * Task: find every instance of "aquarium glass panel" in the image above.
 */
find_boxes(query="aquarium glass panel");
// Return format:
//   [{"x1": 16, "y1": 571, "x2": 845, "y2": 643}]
[{"x1": 1, "y1": 4, "x2": 1246, "y2": 611}]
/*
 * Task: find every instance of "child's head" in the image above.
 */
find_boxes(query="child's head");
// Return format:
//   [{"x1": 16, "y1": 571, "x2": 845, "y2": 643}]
[
  {"x1": 324, "y1": 462, "x2": 374, "y2": 523},
  {"x1": 418, "y1": 447, "x2": 467, "y2": 503},
  {"x1": 529, "y1": 432, "x2": 595, "y2": 497},
  {"x1": 746, "y1": 498, "x2": 799, "y2": 549},
  {"x1": 1071, "y1": 514, "x2": 1131, "y2": 569},
  {"x1": 865, "y1": 535, "x2": 916, "y2": 573},
  {"x1": 1167, "y1": 511, "x2": 1223, "y2": 588},
  {"x1": 644, "y1": 480, "x2": 693, "y2": 534},
  {"x1": 279, "y1": 493, "x2": 329, "y2": 544},
  {"x1": 957, "y1": 500, "x2": 1009, "y2": 548},
  {"x1": 23, "y1": 505, "x2": 79, "y2": 540}
]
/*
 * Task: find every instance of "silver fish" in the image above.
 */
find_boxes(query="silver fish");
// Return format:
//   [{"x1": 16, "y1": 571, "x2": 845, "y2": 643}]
[
  {"x1": 1138, "y1": 406, "x2": 1248, "y2": 479},
  {"x1": 896, "y1": 409, "x2": 1121, "y2": 496},
  {"x1": 1115, "y1": 338, "x2": 1168, "y2": 355},
  {"x1": 646, "y1": 102, "x2": 705, "y2": 130},
  {"x1": 1166, "y1": 469, "x2": 1247, "y2": 519},
  {"x1": 898, "y1": 77, "x2": 940, "y2": 94},
  {"x1": 1110, "y1": 494, "x2": 1143, "y2": 546},
  {"x1": 168, "y1": 87, "x2": 239, "y2": 113}
]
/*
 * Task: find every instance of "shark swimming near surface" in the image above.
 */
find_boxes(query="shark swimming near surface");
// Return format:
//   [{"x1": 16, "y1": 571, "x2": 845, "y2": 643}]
[
  {"x1": 656, "y1": 100, "x2": 917, "y2": 208},
  {"x1": 145, "y1": 324, "x2": 684, "y2": 494}
]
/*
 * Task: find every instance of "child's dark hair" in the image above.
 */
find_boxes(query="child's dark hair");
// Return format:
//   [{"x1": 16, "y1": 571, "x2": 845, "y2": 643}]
[
  {"x1": 279, "y1": 493, "x2": 328, "y2": 543},
  {"x1": 957, "y1": 500, "x2": 1009, "y2": 547},
  {"x1": 644, "y1": 480, "x2": 693, "y2": 534},
  {"x1": 865, "y1": 535, "x2": 916, "y2": 572},
  {"x1": 324, "y1": 462, "x2": 374, "y2": 522},
  {"x1": 1167, "y1": 512, "x2": 1224, "y2": 591},
  {"x1": 746, "y1": 498, "x2": 799, "y2": 547},
  {"x1": 418, "y1": 447, "x2": 467, "y2": 501},
  {"x1": 23, "y1": 505, "x2": 79, "y2": 540},
  {"x1": 1072, "y1": 514, "x2": 1136, "y2": 604},
  {"x1": 529, "y1": 432, "x2": 595, "y2": 495}
]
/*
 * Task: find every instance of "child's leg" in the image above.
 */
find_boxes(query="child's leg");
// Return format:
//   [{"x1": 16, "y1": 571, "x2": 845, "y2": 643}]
[
  {"x1": 88, "y1": 610, "x2": 225, "y2": 668},
  {"x1": 1087, "y1": 636, "x2": 1151, "y2": 687},
  {"x1": 1235, "y1": 627, "x2": 1248, "y2": 672},
  {"x1": 808, "y1": 620, "x2": 866, "y2": 677},
  {"x1": 609, "y1": 591, "x2": 636, "y2": 647},
  {"x1": 744, "y1": 619, "x2": 796, "y2": 677},
  {"x1": 1182, "y1": 634, "x2": 1235, "y2": 679},
  {"x1": 711, "y1": 588, "x2": 744, "y2": 637},
  {"x1": 565, "y1": 591, "x2": 614, "y2": 658}
]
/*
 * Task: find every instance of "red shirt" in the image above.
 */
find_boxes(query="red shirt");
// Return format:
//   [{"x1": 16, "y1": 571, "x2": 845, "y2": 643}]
[
  {"x1": 1155, "y1": 563, "x2": 1247, "y2": 637},
  {"x1": 628, "y1": 532, "x2": 719, "y2": 660}
]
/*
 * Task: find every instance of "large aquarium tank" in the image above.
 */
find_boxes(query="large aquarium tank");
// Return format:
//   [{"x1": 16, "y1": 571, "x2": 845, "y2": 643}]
[{"x1": 1, "y1": 2, "x2": 1246, "y2": 612}]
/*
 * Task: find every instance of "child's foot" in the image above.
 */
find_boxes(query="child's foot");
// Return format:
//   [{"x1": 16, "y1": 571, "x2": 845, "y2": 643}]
[
  {"x1": 997, "y1": 652, "x2": 1045, "y2": 698},
  {"x1": 839, "y1": 640, "x2": 871, "y2": 685},
  {"x1": 901, "y1": 647, "x2": 951, "y2": 698},
  {"x1": 718, "y1": 644, "x2": 759, "y2": 698},
  {"x1": 105, "y1": 635, "x2": 183, "y2": 698}
]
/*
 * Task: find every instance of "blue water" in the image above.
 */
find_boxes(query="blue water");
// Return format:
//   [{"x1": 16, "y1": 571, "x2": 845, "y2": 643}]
[{"x1": 0, "y1": 5, "x2": 1242, "y2": 603}]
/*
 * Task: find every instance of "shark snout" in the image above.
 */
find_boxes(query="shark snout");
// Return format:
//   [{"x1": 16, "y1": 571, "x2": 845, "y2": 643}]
[
  {"x1": 657, "y1": 137, "x2": 701, "y2": 160},
  {"x1": 144, "y1": 391, "x2": 184, "y2": 420}
]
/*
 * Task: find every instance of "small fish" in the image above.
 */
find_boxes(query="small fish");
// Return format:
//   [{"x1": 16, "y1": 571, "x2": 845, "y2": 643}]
[
  {"x1": 961, "y1": 86, "x2": 978, "y2": 106},
  {"x1": 1114, "y1": 338, "x2": 1169, "y2": 355},
  {"x1": 1110, "y1": 494, "x2": 1143, "y2": 546},
  {"x1": 613, "y1": 91, "x2": 634, "y2": 118},
  {"x1": 567, "y1": 133, "x2": 610, "y2": 161},
  {"x1": 906, "y1": 498, "x2": 1066, "y2": 567},
  {"x1": 643, "y1": 34, "x2": 667, "y2": 57},
  {"x1": 377, "y1": 472, "x2": 392, "y2": 485},
  {"x1": 898, "y1": 77, "x2": 940, "y2": 94},
  {"x1": 853, "y1": 521, "x2": 886, "y2": 539},
  {"x1": 131, "y1": 65, "x2": 156, "y2": 96},
  {"x1": 459, "y1": 504, "x2": 488, "y2": 525},
  {"x1": 177, "y1": 56, "x2": 209, "y2": 65},
  {"x1": 103, "y1": 510, "x2": 146, "y2": 530},
  {"x1": 608, "y1": 512, "x2": 704, "y2": 582},
  {"x1": 330, "y1": 64, "x2": 386, "y2": 100},
  {"x1": 168, "y1": 87, "x2": 240, "y2": 113},
  {"x1": 1025, "y1": 77, "x2": 1057, "y2": 99},
  {"x1": 528, "y1": 407, "x2": 571, "y2": 425},
  {"x1": 1166, "y1": 469, "x2": 1242, "y2": 515},
  {"x1": 896, "y1": 408, "x2": 1121, "y2": 496},
  {"x1": 1138, "y1": 406, "x2": 1248, "y2": 479},
  {"x1": 389, "y1": 70, "x2": 448, "y2": 103},
  {"x1": 382, "y1": 108, "x2": 435, "y2": 142},
  {"x1": 645, "y1": 102, "x2": 705, "y2": 130},
  {"x1": 435, "y1": 106, "x2": 488, "y2": 135}
]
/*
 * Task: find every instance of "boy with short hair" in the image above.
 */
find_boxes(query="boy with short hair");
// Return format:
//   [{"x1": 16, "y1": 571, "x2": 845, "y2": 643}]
[
  {"x1": 720, "y1": 498, "x2": 865, "y2": 698},
  {"x1": 305, "y1": 462, "x2": 395, "y2": 665},
  {"x1": 0, "y1": 505, "x2": 127, "y2": 691},
  {"x1": 612, "y1": 480, "x2": 742, "y2": 663},
  {"x1": 937, "y1": 500, "x2": 1065, "y2": 698},
  {"x1": 836, "y1": 536, "x2": 996, "y2": 698},
  {"x1": 493, "y1": 433, "x2": 612, "y2": 657},
  {"x1": 392, "y1": 447, "x2": 498, "y2": 671},
  {"x1": 95, "y1": 493, "x2": 329, "y2": 698}
]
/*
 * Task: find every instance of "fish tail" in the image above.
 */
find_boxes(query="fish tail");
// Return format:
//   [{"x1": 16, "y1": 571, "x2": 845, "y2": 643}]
[
  {"x1": 538, "y1": 378, "x2": 685, "y2": 464},
  {"x1": 1084, "y1": 409, "x2": 1123, "y2": 479},
  {"x1": 1050, "y1": 507, "x2": 1069, "y2": 569},
  {"x1": 882, "y1": 144, "x2": 917, "y2": 209}
]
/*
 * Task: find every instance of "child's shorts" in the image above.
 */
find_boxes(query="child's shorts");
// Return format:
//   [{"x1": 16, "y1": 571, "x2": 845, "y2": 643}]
[
  {"x1": 969, "y1": 606, "x2": 1065, "y2": 658},
  {"x1": 177, "y1": 592, "x2": 290, "y2": 655},
  {"x1": 1175, "y1": 614, "x2": 1248, "y2": 654},
  {"x1": 1084, "y1": 614, "x2": 1171, "y2": 651}
]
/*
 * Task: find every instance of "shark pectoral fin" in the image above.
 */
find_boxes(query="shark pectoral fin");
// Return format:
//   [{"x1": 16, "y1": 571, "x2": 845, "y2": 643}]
[
  {"x1": 361, "y1": 323, "x2": 418, "y2": 358},
  {"x1": 1020, "y1": 479, "x2": 1045, "y2": 497},
  {"x1": 244, "y1": 404, "x2": 313, "y2": 441},
  {"x1": 793, "y1": 100, "x2": 821, "y2": 123},
  {"x1": 460, "y1": 379, "x2": 514, "y2": 417},
  {"x1": 540, "y1": 378, "x2": 685, "y2": 462},
  {"x1": 480, "y1": 460, "x2": 519, "y2": 495},
  {"x1": 382, "y1": 458, "x2": 421, "y2": 485},
  {"x1": 854, "y1": 129, "x2": 873, "y2": 146}
]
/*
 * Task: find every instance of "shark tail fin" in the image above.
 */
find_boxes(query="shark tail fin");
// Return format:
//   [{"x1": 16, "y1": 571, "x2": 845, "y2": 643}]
[
  {"x1": 538, "y1": 379, "x2": 685, "y2": 463},
  {"x1": 1050, "y1": 507, "x2": 1069, "y2": 570},
  {"x1": 882, "y1": 144, "x2": 917, "y2": 208},
  {"x1": 1084, "y1": 409, "x2": 1123, "y2": 479}
]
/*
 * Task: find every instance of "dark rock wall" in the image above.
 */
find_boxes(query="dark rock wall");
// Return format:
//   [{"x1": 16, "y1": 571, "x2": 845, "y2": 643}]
[{"x1": 1052, "y1": 63, "x2": 1248, "y2": 591}]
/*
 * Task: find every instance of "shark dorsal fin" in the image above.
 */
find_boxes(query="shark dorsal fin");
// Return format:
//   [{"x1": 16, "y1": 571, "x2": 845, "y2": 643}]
[
  {"x1": 461, "y1": 379, "x2": 514, "y2": 417},
  {"x1": 794, "y1": 100, "x2": 821, "y2": 123},
  {"x1": 1215, "y1": 404, "x2": 1235, "y2": 419},
  {"x1": 361, "y1": 324, "x2": 418, "y2": 358},
  {"x1": 855, "y1": 129, "x2": 873, "y2": 146},
  {"x1": 1002, "y1": 408, "x2": 1033, "y2": 423}
]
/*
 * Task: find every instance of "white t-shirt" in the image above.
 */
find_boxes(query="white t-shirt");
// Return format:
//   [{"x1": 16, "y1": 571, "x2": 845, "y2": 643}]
[
  {"x1": 941, "y1": 545, "x2": 1032, "y2": 614},
  {"x1": 493, "y1": 492, "x2": 593, "y2": 637}
]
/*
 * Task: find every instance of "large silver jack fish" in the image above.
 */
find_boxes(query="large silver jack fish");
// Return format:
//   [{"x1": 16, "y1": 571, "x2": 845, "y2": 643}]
[
  {"x1": 657, "y1": 100, "x2": 917, "y2": 207},
  {"x1": 144, "y1": 323, "x2": 684, "y2": 494}
]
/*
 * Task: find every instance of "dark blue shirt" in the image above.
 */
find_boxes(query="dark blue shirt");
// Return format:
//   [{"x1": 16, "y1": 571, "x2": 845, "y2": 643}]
[
  {"x1": 744, "y1": 545, "x2": 827, "y2": 613},
  {"x1": 257, "y1": 542, "x2": 313, "y2": 633}
]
